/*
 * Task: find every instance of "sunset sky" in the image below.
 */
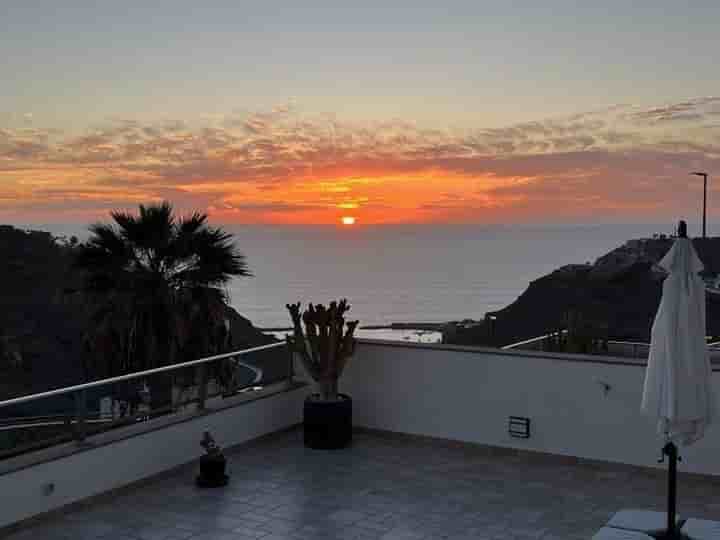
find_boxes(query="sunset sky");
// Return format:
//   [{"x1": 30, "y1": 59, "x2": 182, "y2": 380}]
[{"x1": 2, "y1": 1, "x2": 720, "y2": 225}]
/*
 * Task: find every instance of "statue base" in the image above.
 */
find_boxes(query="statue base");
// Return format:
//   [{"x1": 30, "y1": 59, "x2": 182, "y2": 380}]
[{"x1": 196, "y1": 455, "x2": 228, "y2": 488}]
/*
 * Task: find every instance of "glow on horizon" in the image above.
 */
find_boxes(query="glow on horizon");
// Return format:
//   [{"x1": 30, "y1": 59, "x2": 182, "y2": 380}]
[{"x1": 2, "y1": 102, "x2": 720, "y2": 226}]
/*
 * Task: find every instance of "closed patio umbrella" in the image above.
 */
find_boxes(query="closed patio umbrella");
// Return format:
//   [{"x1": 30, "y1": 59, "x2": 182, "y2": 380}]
[{"x1": 641, "y1": 220, "x2": 715, "y2": 539}]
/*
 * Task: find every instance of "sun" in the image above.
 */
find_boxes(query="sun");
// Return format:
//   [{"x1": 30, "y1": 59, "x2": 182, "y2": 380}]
[{"x1": 341, "y1": 216, "x2": 356, "y2": 226}]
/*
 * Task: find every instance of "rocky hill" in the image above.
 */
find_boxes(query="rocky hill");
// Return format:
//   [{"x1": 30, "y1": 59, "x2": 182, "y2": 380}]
[
  {"x1": 444, "y1": 236, "x2": 720, "y2": 347},
  {"x1": 0, "y1": 225, "x2": 276, "y2": 406}
]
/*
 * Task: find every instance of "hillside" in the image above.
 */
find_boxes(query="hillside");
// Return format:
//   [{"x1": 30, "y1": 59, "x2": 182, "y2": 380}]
[
  {"x1": 0, "y1": 225, "x2": 276, "y2": 406},
  {"x1": 444, "y1": 236, "x2": 720, "y2": 347}
]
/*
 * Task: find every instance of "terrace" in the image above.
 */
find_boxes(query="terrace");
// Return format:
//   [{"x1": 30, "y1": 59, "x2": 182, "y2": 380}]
[
  {"x1": 6, "y1": 428, "x2": 720, "y2": 540},
  {"x1": 1, "y1": 340, "x2": 720, "y2": 539}
]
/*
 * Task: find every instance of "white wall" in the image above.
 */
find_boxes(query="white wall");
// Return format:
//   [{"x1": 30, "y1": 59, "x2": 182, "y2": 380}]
[
  {"x1": 343, "y1": 340, "x2": 720, "y2": 476},
  {"x1": 5, "y1": 341, "x2": 719, "y2": 529},
  {"x1": 0, "y1": 386, "x2": 305, "y2": 529}
]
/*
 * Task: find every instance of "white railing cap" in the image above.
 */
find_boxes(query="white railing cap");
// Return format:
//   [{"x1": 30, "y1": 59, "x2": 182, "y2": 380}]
[{"x1": 0, "y1": 342, "x2": 285, "y2": 409}]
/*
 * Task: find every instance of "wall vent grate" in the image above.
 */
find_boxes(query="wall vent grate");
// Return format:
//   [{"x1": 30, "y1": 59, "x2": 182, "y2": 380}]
[{"x1": 508, "y1": 416, "x2": 531, "y2": 439}]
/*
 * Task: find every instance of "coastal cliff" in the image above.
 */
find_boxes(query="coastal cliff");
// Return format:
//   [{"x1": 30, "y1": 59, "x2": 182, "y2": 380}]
[{"x1": 444, "y1": 236, "x2": 720, "y2": 347}]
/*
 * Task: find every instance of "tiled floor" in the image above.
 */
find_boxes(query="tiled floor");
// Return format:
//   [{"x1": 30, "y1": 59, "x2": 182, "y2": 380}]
[{"x1": 6, "y1": 428, "x2": 720, "y2": 540}]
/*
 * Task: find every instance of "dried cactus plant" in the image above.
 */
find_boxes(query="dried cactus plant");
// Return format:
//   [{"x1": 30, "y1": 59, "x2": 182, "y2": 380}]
[{"x1": 286, "y1": 299, "x2": 359, "y2": 401}]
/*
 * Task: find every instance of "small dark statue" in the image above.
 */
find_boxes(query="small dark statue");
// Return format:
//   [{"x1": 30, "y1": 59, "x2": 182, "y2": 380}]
[{"x1": 196, "y1": 431, "x2": 228, "y2": 487}]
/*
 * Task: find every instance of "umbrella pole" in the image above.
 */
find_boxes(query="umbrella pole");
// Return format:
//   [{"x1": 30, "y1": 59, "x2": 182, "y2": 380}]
[{"x1": 662, "y1": 441, "x2": 679, "y2": 538}]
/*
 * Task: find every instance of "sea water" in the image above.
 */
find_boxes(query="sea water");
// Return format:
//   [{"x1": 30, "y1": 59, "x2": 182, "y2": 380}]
[
  {"x1": 31, "y1": 222, "x2": 680, "y2": 341},
  {"x1": 224, "y1": 223, "x2": 673, "y2": 330}
]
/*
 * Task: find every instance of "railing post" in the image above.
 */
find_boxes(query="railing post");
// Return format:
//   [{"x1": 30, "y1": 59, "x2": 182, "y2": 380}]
[
  {"x1": 74, "y1": 389, "x2": 87, "y2": 444},
  {"x1": 197, "y1": 363, "x2": 208, "y2": 411},
  {"x1": 63, "y1": 414, "x2": 72, "y2": 440},
  {"x1": 287, "y1": 342, "x2": 294, "y2": 384}
]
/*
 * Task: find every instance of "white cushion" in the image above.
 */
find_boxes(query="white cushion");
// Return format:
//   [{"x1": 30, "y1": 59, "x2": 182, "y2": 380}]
[
  {"x1": 607, "y1": 509, "x2": 680, "y2": 535},
  {"x1": 682, "y1": 518, "x2": 720, "y2": 540},
  {"x1": 591, "y1": 527, "x2": 653, "y2": 540}
]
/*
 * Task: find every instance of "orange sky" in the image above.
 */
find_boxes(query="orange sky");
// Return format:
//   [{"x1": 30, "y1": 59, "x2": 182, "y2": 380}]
[{"x1": 1, "y1": 100, "x2": 719, "y2": 225}]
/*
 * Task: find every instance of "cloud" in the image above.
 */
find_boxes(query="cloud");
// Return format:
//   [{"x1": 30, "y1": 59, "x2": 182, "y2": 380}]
[
  {"x1": 626, "y1": 97, "x2": 720, "y2": 124},
  {"x1": 223, "y1": 202, "x2": 327, "y2": 213},
  {"x1": 2, "y1": 98, "x2": 719, "y2": 223}
]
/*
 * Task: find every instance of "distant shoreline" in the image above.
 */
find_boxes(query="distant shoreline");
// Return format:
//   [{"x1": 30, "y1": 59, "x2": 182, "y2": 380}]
[{"x1": 259, "y1": 322, "x2": 448, "y2": 332}]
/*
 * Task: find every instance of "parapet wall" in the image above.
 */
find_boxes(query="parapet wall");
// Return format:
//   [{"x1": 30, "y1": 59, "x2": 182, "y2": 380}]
[{"x1": 341, "y1": 340, "x2": 720, "y2": 476}]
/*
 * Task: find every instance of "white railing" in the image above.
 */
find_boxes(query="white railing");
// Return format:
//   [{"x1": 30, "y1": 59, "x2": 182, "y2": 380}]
[
  {"x1": 501, "y1": 330, "x2": 568, "y2": 350},
  {"x1": 504, "y1": 332, "x2": 720, "y2": 361},
  {"x1": 0, "y1": 341, "x2": 289, "y2": 459}
]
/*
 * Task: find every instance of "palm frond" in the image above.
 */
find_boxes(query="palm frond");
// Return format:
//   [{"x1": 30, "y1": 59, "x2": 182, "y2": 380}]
[{"x1": 76, "y1": 201, "x2": 251, "y2": 378}]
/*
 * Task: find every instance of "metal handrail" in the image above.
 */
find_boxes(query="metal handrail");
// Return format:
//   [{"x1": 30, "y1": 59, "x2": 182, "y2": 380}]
[
  {"x1": 0, "y1": 418, "x2": 116, "y2": 431},
  {"x1": 0, "y1": 341, "x2": 285, "y2": 410},
  {"x1": 502, "y1": 330, "x2": 568, "y2": 350}
]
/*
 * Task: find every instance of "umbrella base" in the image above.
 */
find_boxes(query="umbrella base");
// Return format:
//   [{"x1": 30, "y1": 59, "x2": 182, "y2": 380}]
[
  {"x1": 680, "y1": 518, "x2": 720, "y2": 540},
  {"x1": 606, "y1": 510, "x2": 682, "y2": 538}
]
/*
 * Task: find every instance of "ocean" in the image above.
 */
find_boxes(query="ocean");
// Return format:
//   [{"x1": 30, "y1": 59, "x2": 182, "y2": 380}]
[
  {"x1": 36, "y1": 222, "x2": 680, "y2": 340},
  {"x1": 223, "y1": 223, "x2": 673, "y2": 330}
]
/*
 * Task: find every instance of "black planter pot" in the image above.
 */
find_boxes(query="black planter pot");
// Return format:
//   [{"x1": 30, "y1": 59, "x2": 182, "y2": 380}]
[
  {"x1": 304, "y1": 394, "x2": 352, "y2": 449},
  {"x1": 196, "y1": 455, "x2": 228, "y2": 487}
]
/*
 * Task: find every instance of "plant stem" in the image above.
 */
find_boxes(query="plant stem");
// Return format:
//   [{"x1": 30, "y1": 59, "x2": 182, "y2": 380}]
[{"x1": 319, "y1": 379, "x2": 338, "y2": 401}]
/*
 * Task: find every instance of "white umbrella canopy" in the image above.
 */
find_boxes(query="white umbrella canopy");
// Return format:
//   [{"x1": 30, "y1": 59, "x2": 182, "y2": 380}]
[{"x1": 641, "y1": 232, "x2": 715, "y2": 445}]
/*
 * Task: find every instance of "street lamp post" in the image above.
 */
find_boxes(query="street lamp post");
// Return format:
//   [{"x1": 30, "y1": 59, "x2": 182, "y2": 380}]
[{"x1": 691, "y1": 172, "x2": 709, "y2": 238}]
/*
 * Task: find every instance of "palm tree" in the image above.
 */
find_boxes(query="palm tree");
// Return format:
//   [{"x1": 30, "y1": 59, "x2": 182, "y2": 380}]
[{"x1": 75, "y1": 202, "x2": 250, "y2": 411}]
